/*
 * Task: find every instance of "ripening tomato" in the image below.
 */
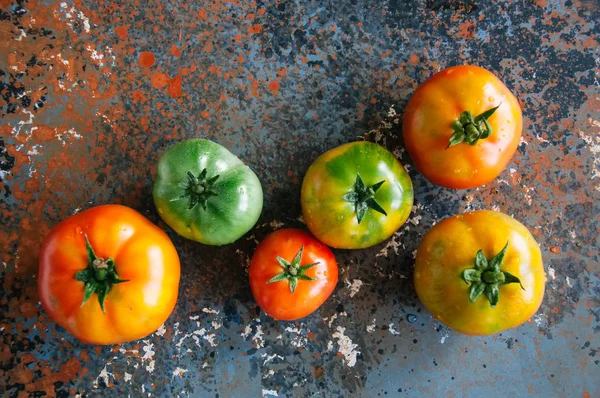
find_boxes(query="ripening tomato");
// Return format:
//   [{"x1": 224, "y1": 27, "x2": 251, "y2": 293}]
[
  {"x1": 301, "y1": 141, "x2": 413, "y2": 249},
  {"x1": 414, "y1": 210, "x2": 545, "y2": 335},
  {"x1": 38, "y1": 205, "x2": 181, "y2": 344},
  {"x1": 403, "y1": 65, "x2": 522, "y2": 189},
  {"x1": 249, "y1": 229, "x2": 338, "y2": 321}
]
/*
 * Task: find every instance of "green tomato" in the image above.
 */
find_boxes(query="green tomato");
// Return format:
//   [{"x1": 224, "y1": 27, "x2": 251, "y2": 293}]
[
  {"x1": 153, "y1": 139, "x2": 263, "y2": 245},
  {"x1": 301, "y1": 141, "x2": 413, "y2": 249}
]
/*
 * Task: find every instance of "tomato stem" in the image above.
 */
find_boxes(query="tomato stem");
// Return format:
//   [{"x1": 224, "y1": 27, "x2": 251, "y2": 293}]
[
  {"x1": 181, "y1": 169, "x2": 220, "y2": 210},
  {"x1": 267, "y1": 246, "x2": 318, "y2": 294},
  {"x1": 342, "y1": 174, "x2": 387, "y2": 224},
  {"x1": 447, "y1": 104, "x2": 501, "y2": 149},
  {"x1": 75, "y1": 235, "x2": 129, "y2": 313},
  {"x1": 460, "y1": 242, "x2": 524, "y2": 307}
]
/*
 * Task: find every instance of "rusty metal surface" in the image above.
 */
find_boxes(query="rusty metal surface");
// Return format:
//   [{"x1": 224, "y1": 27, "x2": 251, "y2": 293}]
[{"x1": 1, "y1": 0, "x2": 599, "y2": 396}]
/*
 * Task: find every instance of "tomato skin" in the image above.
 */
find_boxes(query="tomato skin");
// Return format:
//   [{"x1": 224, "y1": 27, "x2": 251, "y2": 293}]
[
  {"x1": 249, "y1": 229, "x2": 338, "y2": 321},
  {"x1": 153, "y1": 139, "x2": 263, "y2": 245},
  {"x1": 414, "y1": 210, "x2": 545, "y2": 336},
  {"x1": 38, "y1": 205, "x2": 180, "y2": 345},
  {"x1": 301, "y1": 141, "x2": 413, "y2": 249},
  {"x1": 403, "y1": 65, "x2": 522, "y2": 189}
]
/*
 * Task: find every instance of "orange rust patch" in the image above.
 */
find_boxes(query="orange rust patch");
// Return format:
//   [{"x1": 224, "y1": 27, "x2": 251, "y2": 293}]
[
  {"x1": 456, "y1": 20, "x2": 476, "y2": 39},
  {"x1": 170, "y1": 45, "x2": 181, "y2": 57},
  {"x1": 198, "y1": 8, "x2": 207, "y2": 20},
  {"x1": 201, "y1": 110, "x2": 210, "y2": 119},
  {"x1": 169, "y1": 75, "x2": 182, "y2": 98},
  {"x1": 151, "y1": 72, "x2": 170, "y2": 89},
  {"x1": 138, "y1": 51, "x2": 156, "y2": 68},
  {"x1": 115, "y1": 25, "x2": 129, "y2": 40},
  {"x1": 248, "y1": 24, "x2": 262, "y2": 34},
  {"x1": 408, "y1": 53, "x2": 420, "y2": 65},
  {"x1": 313, "y1": 366, "x2": 324, "y2": 378},
  {"x1": 267, "y1": 80, "x2": 280, "y2": 94}
]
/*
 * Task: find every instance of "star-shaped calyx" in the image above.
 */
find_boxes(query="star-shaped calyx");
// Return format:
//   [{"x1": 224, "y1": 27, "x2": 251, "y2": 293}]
[
  {"x1": 461, "y1": 242, "x2": 524, "y2": 308},
  {"x1": 180, "y1": 169, "x2": 220, "y2": 210},
  {"x1": 267, "y1": 246, "x2": 319, "y2": 294},
  {"x1": 75, "y1": 235, "x2": 129, "y2": 312},
  {"x1": 342, "y1": 173, "x2": 387, "y2": 224}
]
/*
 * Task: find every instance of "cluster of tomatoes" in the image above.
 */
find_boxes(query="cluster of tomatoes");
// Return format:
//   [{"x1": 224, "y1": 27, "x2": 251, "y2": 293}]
[{"x1": 38, "y1": 65, "x2": 545, "y2": 345}]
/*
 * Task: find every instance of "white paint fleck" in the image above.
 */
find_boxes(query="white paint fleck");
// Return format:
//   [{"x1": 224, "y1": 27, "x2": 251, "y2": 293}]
[
  {"x1": 241, "y1": 325, "x2": 252, "y2": 339},
  {"x1": 154, "y1": 324, "x2": 166, "y2": 336},
  {"x1": 172, "y1": 367, "x2": 188, "y2": 379},
  {"x1": 569, "y1": 230, "x2": 577, "y2": 239},
  {"x1": 388, "y1": 323, "x2": 400, "y2": 336},
  {"x1": 326, "y1": 340, "x2": 334, "y2": 352},
  {"x1": 579, "y1": 128, "x2": 600, "y2": 191},
  {"x1": 93, "y1": 362, "x2": 113, "y2": 388},
  {"x1": 242, "y1": 323, "x2": 265, "y2": 348},
  {"x1": 123, "y1": 372, "x2": 132, "y2": 382},
  {"x1": 262, "y1": 389, "x2": 278, "y2": 397},
  {"x1": 202, "y1": 307, "x2": 220, "y2": 314},
  {"x1": 141, "y1": 340, "x2": 155, "y2": 373},
  {"x1": 326, "y1": 313, "x2": 338, "y2": 327},
  {"x1": 15, "y1": 29, "x2": 26, "y2": 41},
  {"x1": 346, "y1": 279, "x2": 363, "y2": 298},
  {"x1": 547, "y1": 267, "x2": 556, "y2": 281},
  {"x1": 269, "y1": 219, "x2": 284, "y2": 229},
  {"x1": 440, "y1": 332, "x2": 449, "y2": 344},
  {"x1": 566, "y1": 276, "x2": 573, "y2": 287},
  {"x1": 332, "y1": 326, "x2": 360, "y2": 367},
  {"x1": 261, "y1": 353, "x2": 284, "y2": 366},
  {"x1": 189, "y1": 315, "x2": 200, "y2": 321},
  {"x1": 366, "y1": 319, "x2": 376, "y2": 333},
  {"x1": 376, "y1": 231, "x2": 403, "y2": 258}
]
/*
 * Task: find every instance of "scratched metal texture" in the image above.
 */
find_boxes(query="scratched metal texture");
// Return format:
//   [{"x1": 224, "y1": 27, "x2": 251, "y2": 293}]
[{"x1": 1, "y1": 0, "x2": 599, "y2": 396}]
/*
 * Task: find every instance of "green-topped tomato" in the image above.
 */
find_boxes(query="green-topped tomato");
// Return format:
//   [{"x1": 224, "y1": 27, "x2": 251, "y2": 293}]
[
  {"x1": 153, "y1": 139, "x2": 263, "y2": 245},
  {"x1": 301, "y1": 141, "x2": 413, "y2": 249},
  {"x1": 414, "y1": 210, "x2": 546, "y2": 335}
]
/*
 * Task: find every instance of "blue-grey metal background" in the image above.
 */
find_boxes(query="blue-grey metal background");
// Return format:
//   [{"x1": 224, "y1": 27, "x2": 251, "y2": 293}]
[{"x1": 1, "y1": 0, "x2": 598, "y2": 396}]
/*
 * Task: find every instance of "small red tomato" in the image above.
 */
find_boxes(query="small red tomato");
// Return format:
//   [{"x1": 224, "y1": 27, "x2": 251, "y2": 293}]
[{"x1": 249, "y1": 229, "x2": 338, "y2": 321}]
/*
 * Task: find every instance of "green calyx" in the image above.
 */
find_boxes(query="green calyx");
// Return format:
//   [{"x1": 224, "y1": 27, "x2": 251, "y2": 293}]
[
  {"x1": 461, "y1": 242, "x2": 524, "y2": 308},
  {"x1": 75, "y1": 235, "x2": 129, "y2": 313},
  {"x1": 267, "y1": 246, "x2": 319, "y2": 294},
  {"x1": 342, "y1": 173, "x2": 387, "y2": 224},
  {"x1": 447, "y1": 104, "x2": 501, "y2": 148},
  {"x1": 180, "y1": 169, "x2": 220, "y2": 210}
]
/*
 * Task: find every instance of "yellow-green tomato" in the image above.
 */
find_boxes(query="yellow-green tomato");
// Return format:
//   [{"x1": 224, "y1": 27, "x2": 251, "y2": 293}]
[
  {"x1": 414, "y1": 210, "x2": 546, "y2": 335},
  {"x1": 301, "y1": 141, "x2": 413, "y2": 249}
]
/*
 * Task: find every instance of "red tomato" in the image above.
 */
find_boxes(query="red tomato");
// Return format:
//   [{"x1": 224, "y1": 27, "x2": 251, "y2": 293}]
[{"x1": 249, "y1": 229, "x2": 338, "y2": 321}]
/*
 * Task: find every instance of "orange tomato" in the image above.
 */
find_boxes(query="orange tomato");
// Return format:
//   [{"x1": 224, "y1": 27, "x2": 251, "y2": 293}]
[
  {"x1": 38, "y1": 205, "x2": 180, "y2": 344},
  {"x1": 403, "y1": 65, "x2": 522, "y2": 189},
  {"x1": 414, "y1": 210, "x2": 545, "y2": 335},
  {"x1": 249, "y1": 229, "x2": 338, "y2": 321}
]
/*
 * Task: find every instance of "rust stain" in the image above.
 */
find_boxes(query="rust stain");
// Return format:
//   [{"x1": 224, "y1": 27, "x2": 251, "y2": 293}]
[
  {"x1": 169, "y1": 75, "x2": 183, "y2": 98},
  {"x1": 138, "y1": 51, "x2": 156, "y2": 68},
  {"x1": 151, "y1": 72, "x2": 170, "y2": 89},
  {"x1": 115, "y1": 25, "x2": 129, "y2": 40},
  {"x1": 170, "y1": 44, "x2": 182, "y2": 57},
  {"x1": 267, "y1": 80, "x2": 280, "y2": 95}
]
